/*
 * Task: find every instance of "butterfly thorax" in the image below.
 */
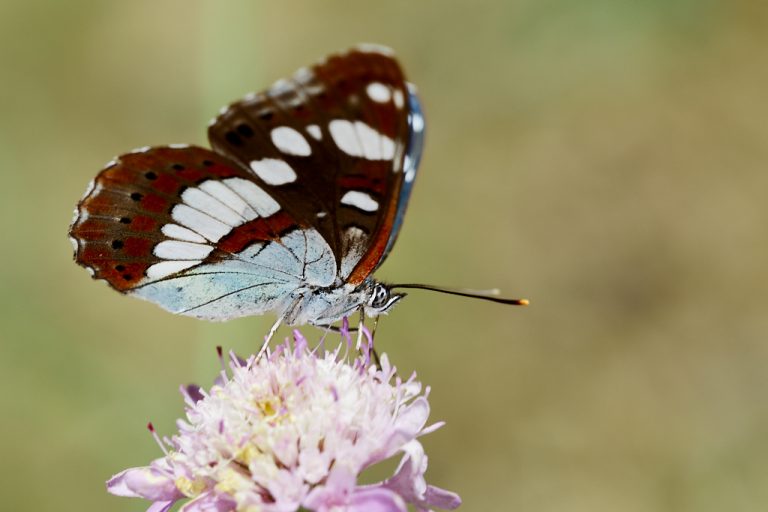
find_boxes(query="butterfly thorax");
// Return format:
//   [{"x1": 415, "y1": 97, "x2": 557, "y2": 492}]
[{"x1": 284, "y1": 279, "x2": 404, "y2": 326}]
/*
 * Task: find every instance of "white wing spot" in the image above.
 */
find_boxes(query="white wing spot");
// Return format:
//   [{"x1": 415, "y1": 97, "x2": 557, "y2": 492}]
[
  {"x1": 161, "y1": 224, "x2": 207, "y2": 243},
  {"x1": 404, "y1": 154, "x2": 416, "y2": 182},
  {"x1": 69, "y1": 236, "x2": 78, "y2": 252},
  {"x1": 356, "y1": 122, "x2": 383, "y2": 160},
  {"x1": 393, "y1": 89, "x2": 405, "y2": 109},
  {"x1": 341, "y1": 191, "x2": 379, "y2": 212},
  {"x1": 249, "y1": 158, "x2": 298, "y2": 186},
  {"x1": 306, "y1": 124, "x2": 322, "y2": 140},
  {"x1": 270, "y1": 78, "x2": 292, "y2": 95},
  {"x1": 171, "y1": 204, "x2": 232, "y2": 242},
  {"x1": 199, "y1": 181, "x2": 257, "y2": 221},
  {"x1": 154, "y1": 240, "x2": 213, "y2": 260},
  {"x1": 303, "y1": 83, "x2": 325, "y2": 96},
  {"x1": 355, "y1": 43, "x2": 395, "y2": 56},
  {"x1": 146, "y1": 260, "x2": 202, "y2": 279},
  {"x1": 366, "y1": 82, "x2": 391, "y2": 103},
  {"x1": 294, "y1": 67, "x2": 312, "y2": 81},
  {"x1": 81, "y1": 179, "x2": 95, "y2": 199},
  {"x1": 329, "y1": 120, "x2": 361, "y2": 157},
  {"x1": 271, "y1": 126, "x2": 312, "y2": 156},
  {"x1": 181, "y1": 188, "x2": 244, "y2": 226},
  {"x1": 223, "y1": 178, "x2": 281, "y2": 217},
  {"x1": 411, "y1": 112, "x2": 425, "y2": 133},
  {"x1": 329, "y1": 120, "x2": 395, "y2": 161}
]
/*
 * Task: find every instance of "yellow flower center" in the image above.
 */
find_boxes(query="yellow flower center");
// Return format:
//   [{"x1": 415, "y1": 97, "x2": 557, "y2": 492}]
[{"x1": 175, "y1": 475, "x2": 206, "y2": 497}]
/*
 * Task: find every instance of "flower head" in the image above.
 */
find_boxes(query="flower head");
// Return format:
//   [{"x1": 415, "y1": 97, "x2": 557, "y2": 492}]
[{"x1": 108, "y1": 328, "x2": 461, "y2": 512}]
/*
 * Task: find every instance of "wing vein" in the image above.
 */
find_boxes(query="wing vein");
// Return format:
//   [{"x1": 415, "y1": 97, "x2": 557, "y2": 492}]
[{"x1": 176, "y1": 281, "x2": 282, "y2": 315}]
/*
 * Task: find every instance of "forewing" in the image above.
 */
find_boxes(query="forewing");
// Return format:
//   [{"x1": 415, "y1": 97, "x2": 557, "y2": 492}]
[
  {"x1": 207, "y1": 44, "x2": 418, "y2": 285},
  {"x1": 69, "y1": 146, "x2": 335, "y2": 320}
]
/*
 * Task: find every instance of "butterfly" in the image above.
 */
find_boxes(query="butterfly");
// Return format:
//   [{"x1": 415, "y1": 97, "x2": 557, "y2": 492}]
[{"x1": 69, "y1": 44, "x2": 526, "y2": 342}]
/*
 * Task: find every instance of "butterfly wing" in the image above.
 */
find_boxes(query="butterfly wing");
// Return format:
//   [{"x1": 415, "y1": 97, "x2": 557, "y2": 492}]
[
  {"x1": 69, "y1": 146, "x2": 337, "y2": 320},
  {"x1": 69, "y1": 45, "x2": 424, "y2": 321},
  {"x1": 207, "y1": 44, "x2": 424, "y2": 286}
]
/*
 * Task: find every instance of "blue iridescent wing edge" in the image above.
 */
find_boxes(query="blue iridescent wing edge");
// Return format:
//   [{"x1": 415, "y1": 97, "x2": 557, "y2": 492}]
[{"x1": 376, "y1": 83, "x2": 425, "y2": 266}]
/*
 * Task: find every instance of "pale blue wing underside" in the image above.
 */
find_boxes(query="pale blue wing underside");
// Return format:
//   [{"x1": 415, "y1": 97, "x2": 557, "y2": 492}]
[{"x1": 131, "y1": 229, "x2": 336, "y2": 321}]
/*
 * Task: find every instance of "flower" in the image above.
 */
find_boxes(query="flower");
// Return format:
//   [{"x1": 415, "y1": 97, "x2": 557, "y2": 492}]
[{"x1": 107, "y1": 326, "x2": 461, "y2": 512}]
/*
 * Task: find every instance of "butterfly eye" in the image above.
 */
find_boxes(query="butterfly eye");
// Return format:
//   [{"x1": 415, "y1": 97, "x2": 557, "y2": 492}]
[{"x1": 368, "y1": 283, "x2": 390, "y2": 309}]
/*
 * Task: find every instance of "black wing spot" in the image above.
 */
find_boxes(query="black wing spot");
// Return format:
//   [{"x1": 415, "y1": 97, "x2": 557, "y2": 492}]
[
  {"x1": 172, "y1": 164, "x2": 185, "y2": 171},
  {"x1": 130, "y1": 192, "x2": 143, "y2": 201},
  {"x1": 122, "y1": 274, "x2": 133, "y2": 281},
  {"x1": 237, "y1": 124, "x2": 254, "y2": 137},
  {"x1": 145, "y1": 171, "x2": 157, "y2": 180},
  {"x1": 119, "y1": 217, "x2": 132, "y2": 224},
  {"x1": 202, "y1": 160, "x2": 214, "y2": 167},
  {"x1": 115, "y1": 264, "x2": 126, "y2": 271},
  {"x1": 259, "y1": 110, "x2": 274, "y2": 121},
  {"x1": 225, "y1": 131, "x2": 244, "y2": 147},
  {"x1": 111, "y1": 240, "x2": 124, "y2": 250}
]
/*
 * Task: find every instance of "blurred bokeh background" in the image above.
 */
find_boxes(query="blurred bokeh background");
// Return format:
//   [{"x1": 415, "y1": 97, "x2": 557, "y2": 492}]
[{"x1": 2, "y1": 1, "x2": 768, "y2": 510}]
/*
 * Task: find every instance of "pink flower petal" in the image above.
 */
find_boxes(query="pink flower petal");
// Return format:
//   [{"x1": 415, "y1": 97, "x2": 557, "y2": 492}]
[
  {"x1": 382, "y1": 442, "x2": 460, "y2": 510},
  {"x1": 349, "y1": 487, "x2": 407, "y2": 512},
  {"x1": 394, "y1": 397, "x2": 430, "y2": 436},
  {"x1": 182, "y1": 384, "x2": 204, "y2": 404},
  {"x1": 419, "y1": 421, "x2": 445, "y2": 437},
  {"x1": 390, "y1": 440, "x2": 428, "y2": 498},
  {"x1": 107, "y1": 466, "x2": 183, "y2": 501},
  {"x1": 179, "y1": 492, "x2": 235, "y2": 511},
  {"x1": 147, "y1": 501, "x2": 176, "y2": 512},
  {"x1": 262, "y1": 468, "x2": 308, "y2": 510},
  {"x1": 302, "y1": 466, "x2": 356, "y2": 510},
  {"x1": 106, "y1": 469, "x2": 137, "y2": 497},
  {"x1": 423, "y1": 485, "x2": 462, "y2": 510}
]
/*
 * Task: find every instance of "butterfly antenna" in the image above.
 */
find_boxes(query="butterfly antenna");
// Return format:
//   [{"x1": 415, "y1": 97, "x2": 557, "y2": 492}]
[{"x1": 390, "y1": 283, "x2": 529, "y2": 306}]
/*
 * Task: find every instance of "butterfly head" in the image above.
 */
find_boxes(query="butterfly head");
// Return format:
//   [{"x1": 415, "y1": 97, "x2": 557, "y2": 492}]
[{"x1": 363, "y1": 281, "x2": 406, "y2": 317}]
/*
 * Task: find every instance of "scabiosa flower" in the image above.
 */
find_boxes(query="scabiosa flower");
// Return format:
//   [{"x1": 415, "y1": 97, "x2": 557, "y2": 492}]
[{"x1": 107, "y1": 327, "x2": 461, "y2": 512}]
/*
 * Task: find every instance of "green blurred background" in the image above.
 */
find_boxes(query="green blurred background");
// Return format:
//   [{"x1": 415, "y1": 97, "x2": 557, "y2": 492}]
[{"x1": 2, "y1": 1, "x2": 768, "y2": 510}]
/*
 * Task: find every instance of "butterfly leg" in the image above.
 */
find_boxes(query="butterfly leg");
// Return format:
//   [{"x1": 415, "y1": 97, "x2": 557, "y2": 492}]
[
  {"x1": 310, "y1": 322, "x2": 359, "y2": 333},
  {"x1": 369, "y1": 316, "x2": 382, "y2": 369},
  {"x1": 354, "y1": 310, "x2": 382, "y2": 369},
  {"x1": 355, "y1": 307, "x2": 366, "y2": 350},
  {"x1": 371, "y1": 315, "x2": 380, "y2": 339},
  {"x1": 257, "y1": 314, "x2": 284, "y2": 360}
]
